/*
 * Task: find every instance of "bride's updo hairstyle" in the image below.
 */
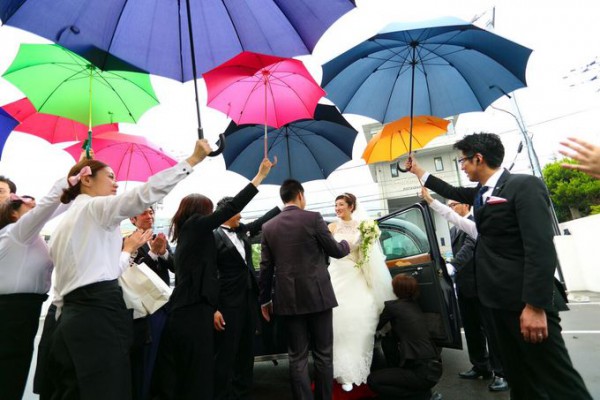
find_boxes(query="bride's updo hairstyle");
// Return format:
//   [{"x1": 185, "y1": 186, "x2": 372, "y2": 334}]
[
  {"x1": 335, "y1": 192, "x2": 356, "y2": 213},
  {"x1": 61, "y1": 159, "x2": 109, "y2": 204}
]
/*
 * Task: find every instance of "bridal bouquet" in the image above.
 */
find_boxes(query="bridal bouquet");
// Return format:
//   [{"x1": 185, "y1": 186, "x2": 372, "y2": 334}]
[{"x1": 356, "y1": 219, "x2": 380, "y2": 269}]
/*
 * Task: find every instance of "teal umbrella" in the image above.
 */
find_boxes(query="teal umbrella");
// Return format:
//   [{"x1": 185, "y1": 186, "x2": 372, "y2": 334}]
[{"x1": 2, "y1": 43, "x2": 159, "y2": 154}]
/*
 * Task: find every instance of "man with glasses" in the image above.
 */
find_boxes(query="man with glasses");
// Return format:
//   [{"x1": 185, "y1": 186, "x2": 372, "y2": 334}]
[{"x1": 406, "y1": 133, "x2": 591, "y2": 399}]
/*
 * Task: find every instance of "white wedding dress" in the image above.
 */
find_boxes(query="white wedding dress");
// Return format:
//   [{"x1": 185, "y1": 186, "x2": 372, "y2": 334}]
[{"x1": 329, "y1": 218, "x2": 395, "y2": 386}]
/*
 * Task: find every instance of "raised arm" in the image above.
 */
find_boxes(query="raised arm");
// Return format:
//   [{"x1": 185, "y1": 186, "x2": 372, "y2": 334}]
[
  {"x1": 91, "y1": 140, "x2": 212, "y2": 229},
  {"x1": 240, "y1": 206, "x2": 281, "y2": 237},
  {"x1": 9, "y1": 177, "x2": 66, "y2": 245}
]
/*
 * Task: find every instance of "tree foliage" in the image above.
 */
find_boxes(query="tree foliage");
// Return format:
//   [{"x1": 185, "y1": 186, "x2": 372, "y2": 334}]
[{"x1": 542, "y1": 159, "x2": 600, "y2": 221}]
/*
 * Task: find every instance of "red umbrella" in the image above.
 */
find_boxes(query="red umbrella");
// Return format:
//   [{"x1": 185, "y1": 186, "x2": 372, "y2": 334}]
[
  {"x1": 63, "y1": 131, "x2": 176, "y2": 182},
  {"x1": 203, "y1": 51, "x2": 325, "y2": 157},
  {"x1": 2, "y1": 98, "x2": 118, "y2": 143}
]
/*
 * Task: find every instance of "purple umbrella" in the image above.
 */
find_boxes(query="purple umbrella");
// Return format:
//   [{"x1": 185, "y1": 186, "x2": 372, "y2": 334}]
[
  {"x1": 1, "y1": 0, "x2": 354, "y2": 149},
  {"x1": 0, "y1": 108, "x2": 19, "y2": 159}
]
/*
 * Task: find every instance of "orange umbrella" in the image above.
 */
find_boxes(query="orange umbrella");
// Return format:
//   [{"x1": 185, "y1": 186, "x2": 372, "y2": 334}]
[{"x1": 362, "y1": 115, "x2": 449, "y2": 164}]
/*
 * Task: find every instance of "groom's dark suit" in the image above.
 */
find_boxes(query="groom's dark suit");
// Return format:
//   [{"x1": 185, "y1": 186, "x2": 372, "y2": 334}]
[
  {"x1": 259, "y1": 206, "x2": 350, "y2": 400},
  {"x1": 213, "y1": 206, "x2": 280, "y2": 400},
  {"x1": 425, "y1": 170, "x2": 591, "y2": 399}
]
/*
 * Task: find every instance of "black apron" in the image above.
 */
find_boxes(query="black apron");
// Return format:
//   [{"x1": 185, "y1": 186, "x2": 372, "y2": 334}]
[{"x1": 49, "y1": 280, "x2": 133, "y2": 400}]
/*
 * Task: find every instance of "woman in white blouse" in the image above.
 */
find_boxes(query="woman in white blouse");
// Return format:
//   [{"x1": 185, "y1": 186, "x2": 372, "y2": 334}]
[
  {"x1": 0, "y1": 180, "x2": 67, "y2": 400},
  {"x1": 47, "y1": 139, "x2": 211, "y2": 400}
]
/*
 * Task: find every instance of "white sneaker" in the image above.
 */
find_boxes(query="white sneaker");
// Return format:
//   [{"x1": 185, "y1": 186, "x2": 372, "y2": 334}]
[{"x1": 341, "y1": 383, "x2": 353, "y2": 392}]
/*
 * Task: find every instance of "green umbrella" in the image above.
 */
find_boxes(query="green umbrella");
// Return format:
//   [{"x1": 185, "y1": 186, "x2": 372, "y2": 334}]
[{"x1": 2, "y1": 43, "x2": 159, "y2": 154}]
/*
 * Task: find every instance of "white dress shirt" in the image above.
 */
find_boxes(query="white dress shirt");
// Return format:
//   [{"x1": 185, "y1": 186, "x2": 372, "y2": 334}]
[
  {"x1": 50, "y1": 161, "x2": 193, "y2": 301},
  {"x1": 221, "y1": 226, "x2": 246, "y2": 261},
  {"x1": 0, "y1": 178, "x2": 67, "y2": 294},
  {"x1": 429, "y1": 199, "x2": 478, "y2": 239}
]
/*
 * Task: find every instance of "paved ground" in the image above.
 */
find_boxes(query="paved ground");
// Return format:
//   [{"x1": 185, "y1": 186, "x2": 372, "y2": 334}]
[{"x1": 22, "y1": 292, "x2": 600, "y2": 400}]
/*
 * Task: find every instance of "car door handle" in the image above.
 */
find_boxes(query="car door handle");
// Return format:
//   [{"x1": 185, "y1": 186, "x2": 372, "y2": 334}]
[{"x1": 410, "y1": 266, "x2": 424, "y2": 276}]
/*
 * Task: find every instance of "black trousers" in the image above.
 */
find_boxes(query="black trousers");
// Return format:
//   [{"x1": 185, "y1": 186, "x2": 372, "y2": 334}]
[
  {"x1": 367, "y1": 358, "x2": 442, "y2": 400},
  {"x1": 214, "y1": 292, "x2": 258, "y2": 400},
  {"x1": 0, "y1": 293, "x2": 47, "y2": 400},
  {"x1": 283, "y1": 309, "x2": 333, "y2": 400},
  {"x1": 153, "y1": 302, "x2": 215, "y2": 400},
  {"x1": 488, "y1": 307, "x2": 592, "y2": 400},
  {"x1": 457, "y1": 293, "x2": 490, "y2": 373},
  {"x1": 131, "y1": 306, "x2": 168, "y2": 400},
  {"x1": 34, "y1": 304, "x2": 57, "y2": 400},
  {"x1": 48, "y1": 280, "x2": 133, "y2": 400}
]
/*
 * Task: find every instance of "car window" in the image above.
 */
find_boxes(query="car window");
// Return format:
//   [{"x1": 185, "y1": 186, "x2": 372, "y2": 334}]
[{"x1": 378, "y1": 208, "x2": 430, "y2": 260}]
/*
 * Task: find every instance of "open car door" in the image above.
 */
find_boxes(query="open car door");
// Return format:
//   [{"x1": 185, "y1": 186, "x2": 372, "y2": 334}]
[{"x1": 377, "y1": 202, "x2": 462, "y2": 349}]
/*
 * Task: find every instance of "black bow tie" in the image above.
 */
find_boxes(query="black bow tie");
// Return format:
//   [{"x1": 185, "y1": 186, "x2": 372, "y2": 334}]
[{"x1": 221, "y1": 226, "x2": 235, "y2": 233}]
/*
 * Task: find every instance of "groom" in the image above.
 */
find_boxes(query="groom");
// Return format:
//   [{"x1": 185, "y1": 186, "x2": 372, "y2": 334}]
[{"x1": 259, "y1": 179, "x2": 351, "y2": 400}]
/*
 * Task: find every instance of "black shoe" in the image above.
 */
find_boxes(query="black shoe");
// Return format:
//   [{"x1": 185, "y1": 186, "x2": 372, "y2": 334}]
[
  {"x1": 430, "y1": 392, "x2": 443, "y2": 400},
  {"x1": 458, "y1": 368, "x2": 493, "y2": 380},
  {"x1": 488, "y1": 376, "x2": 509, "y2": 392}
]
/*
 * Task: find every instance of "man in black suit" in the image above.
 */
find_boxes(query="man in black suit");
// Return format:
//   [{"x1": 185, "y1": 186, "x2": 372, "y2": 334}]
[
  {"x1": 447, "y1": 201, "x2": 507, "y2": 392},
  {"x1": 128, "y1": 207, "x2": 174, "y2": 400},
  {"x1": 406, "y1": 133, "x2": 591, "y2": 399},
  {"x1": 213, "y1": 198, "x2": 280, "y2": 400},
  {"x1": 259, "y1": 179, "x2": 351, "y2": 400}
]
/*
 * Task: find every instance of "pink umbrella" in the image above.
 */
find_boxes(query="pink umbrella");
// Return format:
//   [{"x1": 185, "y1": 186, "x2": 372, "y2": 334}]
[
  {"x1": 63, "y1": 131, "x2": 176, "y2": 182},
  {"x1": 203, "y1": 51, "x2": 325, "y2": 157},
  {"x1": 2, "y1": 98, "x2": 118, "y2": 143}
]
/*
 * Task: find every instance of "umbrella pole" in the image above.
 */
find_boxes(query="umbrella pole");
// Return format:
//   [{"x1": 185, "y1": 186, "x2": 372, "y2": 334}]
[
  {"x1": 398, "y1": 43, "x2": 417, "y2": 174},
  {"x1": 85, "y1": 64, "x2": 93, "y2": 159},
  {"x1": 184, "y1": 0, "x2": 224, "y2": 156},
  {"x1": 264, "y1": 72, "x2": 268, "y2": 159}
]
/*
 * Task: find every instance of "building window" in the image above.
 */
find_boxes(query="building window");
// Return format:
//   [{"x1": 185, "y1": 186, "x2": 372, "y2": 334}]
[
  {"x1": 434, "y1": 157, "x2": 444, "y2": 171},
  {"x1": 390, "y1": 163, "x2": 399, "y2": 177}
]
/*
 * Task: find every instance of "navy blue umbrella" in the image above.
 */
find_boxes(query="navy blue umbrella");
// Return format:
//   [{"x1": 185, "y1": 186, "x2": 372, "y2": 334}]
[
  {"x1": 1, "y1": 0, "x2": 354, "y2": 151},
  {"x1": 221, "y1": 104, "x2": 357, "y2": 185},
  {"x1": 0, "y1": 108, "x2": 19, "y2": 159},
  {"x1": 322, "y1": 17, "x2": 532, "y2": 153}
]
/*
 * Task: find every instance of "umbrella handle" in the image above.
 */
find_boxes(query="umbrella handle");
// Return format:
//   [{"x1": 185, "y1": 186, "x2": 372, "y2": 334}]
[
  {"x1": 198, "y1": 127, "x2": 225, "y2": 157},
  {"x1": 397, "y1": 162, "x2": 409, "y2": 173},
  {"x1": 209, "y1": 133, "x2": 226, "y2": 157}
]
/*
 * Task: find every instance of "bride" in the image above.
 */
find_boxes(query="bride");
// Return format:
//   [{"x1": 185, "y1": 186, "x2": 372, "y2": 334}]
[{"x1": 328, "y1": 192, "x2": 395, "y2": 391}]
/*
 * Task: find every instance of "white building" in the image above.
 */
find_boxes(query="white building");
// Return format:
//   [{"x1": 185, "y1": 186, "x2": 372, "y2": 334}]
[{"x1": 361, "y1": 120, "x2": 475, "y2": 258}]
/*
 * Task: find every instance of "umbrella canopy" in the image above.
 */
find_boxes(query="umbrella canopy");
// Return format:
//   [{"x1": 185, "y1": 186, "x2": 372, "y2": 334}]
[
  {"x1": 322, "y1": 17, "x2": 532, "y2": 125},
  {"x1": 362, "y1": 115, "x2": 449, "y2": 164},
  {"x1": 221, "y1": 104, "x2": 357, "y2": 185},
  {"x1": 0, "y1": 0, "x2": 355, "y2": 81},
  {"x1": 0, "y1": 108, "x2": 19, "y2": 159},
  {"x1": 204, "y1": 52, "x2": 326, "y2": 129},
  {"x1": 2, "y1": 44, "x2": 159, "y2": 128},
  {"x1": 2, "y1": 98, "x2": 118, "y2": 144},
  {"x1": 63, "y1": 132, "x2": 177, "y2": 183}
]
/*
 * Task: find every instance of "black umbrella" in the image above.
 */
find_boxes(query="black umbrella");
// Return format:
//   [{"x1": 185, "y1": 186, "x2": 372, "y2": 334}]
[{"x1": 220, "y1": 104, "x2": 357, "y2": 185}]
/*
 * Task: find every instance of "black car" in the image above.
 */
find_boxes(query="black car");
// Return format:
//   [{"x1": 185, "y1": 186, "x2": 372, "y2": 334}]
[{"x1": 251, "y1": 201, "x2": 462, "y2": 361}]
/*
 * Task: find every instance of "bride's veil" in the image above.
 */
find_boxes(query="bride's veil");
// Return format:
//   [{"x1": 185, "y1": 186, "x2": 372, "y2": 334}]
[{"x1": 352, "y1": 200, "x2": 395, "y2": 312}]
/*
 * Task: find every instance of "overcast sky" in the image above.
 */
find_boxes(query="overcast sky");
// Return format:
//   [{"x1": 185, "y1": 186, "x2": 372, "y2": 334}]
[{"x1": 0, "y1": 0, "x2": 599, "y2": 227}]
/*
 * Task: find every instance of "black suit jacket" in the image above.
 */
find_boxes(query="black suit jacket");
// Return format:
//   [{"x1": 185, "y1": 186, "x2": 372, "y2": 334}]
[
  {"x1": 132, "y1": 242, "x2": 175, "y2": 286},
  {"x1": 450, "y1": 216, "x2": 477, "y2": 298},
  {"x1": 426, "y1": 170, "x2": 566, "y2": 312},
  {"x1": 259, "y1": 206, "x2": 350, "y2": 315},
  {"x1": 169, "y1": 183, "x2": 259, "y2": 312},
  {"x1": 214, "y1": 206, "x2": 281, "y2": 308}
]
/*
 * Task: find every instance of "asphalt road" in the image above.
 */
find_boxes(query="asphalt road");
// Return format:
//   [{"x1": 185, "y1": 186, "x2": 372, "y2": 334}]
[{"x1": 22, "y1": 292, "x2": 600, "y2": 400}]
